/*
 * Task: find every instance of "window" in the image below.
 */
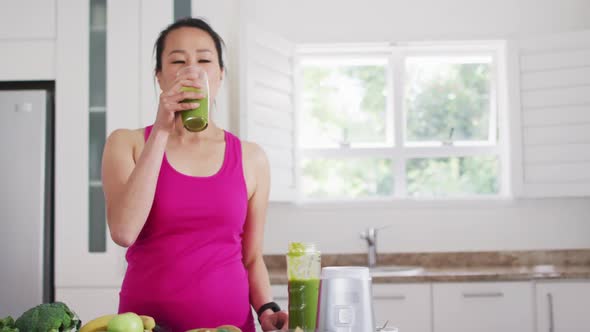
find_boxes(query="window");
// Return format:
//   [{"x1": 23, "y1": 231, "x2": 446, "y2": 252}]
[{"x1": 296, "y1": 43, "x2": 506, "y2": 200}]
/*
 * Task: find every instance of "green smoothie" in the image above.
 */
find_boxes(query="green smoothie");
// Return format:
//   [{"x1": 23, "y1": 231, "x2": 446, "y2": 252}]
[
  {"x1": 288, "y1": 278, "x2": 320, "y2": 330},
  {"x1": 179, "y1": 86, "x2": 209, "y2": 132}
]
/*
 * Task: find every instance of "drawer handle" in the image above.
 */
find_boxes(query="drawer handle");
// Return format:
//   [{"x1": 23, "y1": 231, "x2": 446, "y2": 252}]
[
  {"x1": 373, "y1": 295, "x2": 407, "y2": 301},
  {"x1": 462, "y1": 291, "x2": 504, "y2": 298},
  {"x1": 547, "y1": 292, "x2": 554, "y2": 332}
]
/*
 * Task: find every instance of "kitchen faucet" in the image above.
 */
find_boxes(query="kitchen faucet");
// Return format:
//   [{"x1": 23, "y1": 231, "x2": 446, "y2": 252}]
[{"x1": 359, "y1": 225, "x2": 390, "y2": 268}]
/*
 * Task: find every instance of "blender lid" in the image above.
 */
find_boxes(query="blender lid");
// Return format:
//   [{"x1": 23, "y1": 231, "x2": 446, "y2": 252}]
[{"x1": 321, "y1": 266, "x2": 371, "y2": 280}]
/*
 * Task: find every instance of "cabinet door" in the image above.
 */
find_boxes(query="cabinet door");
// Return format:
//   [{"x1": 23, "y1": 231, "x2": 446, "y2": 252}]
[
  {"x1": 0, "y1": 1, "x2": 56, "y2": 83},
  {"x1": 432, "y1": 282, "x2": 534, "y2": 332},
  {"x1": 0, "y1": 0, "x2": 55, "y2": 39},
  {"x1": 56, "y1": 288, "x2": 120, "y2": 323},
  {"x1": 55, "y1": 0, "x2": 146, "y2": 289},
  {"x1": 271, "y1": 284, "x2": 289, "y2": 313},
  {"x1": 536, "y1": 280, "x2": 590, "y2": 332},
  {"x1": 373, "y1": 283, "x2": 432, "y2": 332},
  {"x1": 56, "y1": 0, "x2": 118, "y2": 289}
]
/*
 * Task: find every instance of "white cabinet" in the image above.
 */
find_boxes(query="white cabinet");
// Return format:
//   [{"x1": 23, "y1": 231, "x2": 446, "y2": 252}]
[
  {"x1": 53, "y1": 0, "x2": 173, "y2": 318},
  {"x1": 56, "y1": 288, "x2": 120, "y2": 324},
  {"x1": 271, "y1": 284, "x2": 289, "y2": 313},
  {"x1": 372, "y1": 284, "x2": 432, "y2": 332},
  {"x1": 55, "y1": 0, "x2": 172, "y2": 285},
  {"x1": 248, "y1": 279, "x2": 590, "y2": 332},
  {"x1": 432, "y1": 282, "x2": 534, "y2": 332},
  {"x1": 0, "y1": 0, "x2": 56, "y2": 80},
  {"x1": 55, "y1": 0, "x2": 129, "y2": 291},
  {"x1": 535, "y1": 280, "x2": 590, "y2": 332},
  {"x1": 138, "y1": 0, "x2": 174, "y2": 127},
  {"x1": 272, "y1": 283, "x2": 431, "y2": 332},
  {"x1": 0, "y1": 0, "x2": 56, "y2": 39}
]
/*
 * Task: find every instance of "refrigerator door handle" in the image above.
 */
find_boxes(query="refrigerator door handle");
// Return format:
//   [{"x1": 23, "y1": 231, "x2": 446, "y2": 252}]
[{"x1": 15, "y1": 102, "x2": 34, "y2": 113}]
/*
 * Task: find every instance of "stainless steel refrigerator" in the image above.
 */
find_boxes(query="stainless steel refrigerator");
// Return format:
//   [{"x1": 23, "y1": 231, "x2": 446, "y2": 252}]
[{"x1": 0, "y1": 83, "x2": 54, "y2": 318}]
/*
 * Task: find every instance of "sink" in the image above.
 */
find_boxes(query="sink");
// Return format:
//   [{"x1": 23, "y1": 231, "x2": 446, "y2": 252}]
[{"x1": 370, "y1": 265, "x2": 424, "y2": 277}]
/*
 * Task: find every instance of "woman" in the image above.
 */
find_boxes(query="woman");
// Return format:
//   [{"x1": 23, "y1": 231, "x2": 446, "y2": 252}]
[{"x1": 101, "y1": 17, "x2": 287, "y2": 332}]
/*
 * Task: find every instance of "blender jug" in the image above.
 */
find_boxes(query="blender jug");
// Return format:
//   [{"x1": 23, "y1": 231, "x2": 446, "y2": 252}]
[{"x1": 316, "y1": 266, "x2": 376, "y2": 332}]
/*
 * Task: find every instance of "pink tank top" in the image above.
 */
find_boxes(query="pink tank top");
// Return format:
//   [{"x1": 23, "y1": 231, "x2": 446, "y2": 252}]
[{"x1": 118, "y1": 126, "x2": 254, "y2": 332}]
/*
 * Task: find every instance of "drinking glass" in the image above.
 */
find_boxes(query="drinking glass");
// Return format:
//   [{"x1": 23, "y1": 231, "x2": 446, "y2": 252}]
[
  {"x1": 287, "y1": 242, "x2": 321, "y2": 331},
  {"x1": 176, "y1": 66, "x2": 209, "y2": 132}
]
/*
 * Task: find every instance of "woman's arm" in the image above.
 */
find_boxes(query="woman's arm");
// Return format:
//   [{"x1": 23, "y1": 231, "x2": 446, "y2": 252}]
[
  {"x1": 101, "y1": 127, "x2": 169, "y2": 247},
  {"x1": 242, "y1": 143, "x2": 287, "y2": 330},
  {"x1": 102, "y1": 72, "x2": 204, "y2": 248}
]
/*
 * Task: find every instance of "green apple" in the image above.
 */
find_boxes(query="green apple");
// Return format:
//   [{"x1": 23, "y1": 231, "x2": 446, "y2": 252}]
[{"x1": 107, "y1": 312, "x2": 144, "y2": 332}]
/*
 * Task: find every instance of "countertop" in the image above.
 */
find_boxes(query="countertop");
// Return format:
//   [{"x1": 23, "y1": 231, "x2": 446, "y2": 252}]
[{"x1": 264, "y1": 249, "x2": 590, "y2": 283}]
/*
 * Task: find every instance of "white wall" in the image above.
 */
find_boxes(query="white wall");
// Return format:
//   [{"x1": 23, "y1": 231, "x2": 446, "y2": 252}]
[
  {"x1": 265, "y1": 199, "x2": 590, "y2": 254},
  {"x1": 191, "y1": 0, "x2": 240, "y2": 132},
  {"x1": 244, "y1": 0, "x2": 590, "y2": 254},
  {"x1": 249, "y1": 0, "x2": 590, "y2": 43}
]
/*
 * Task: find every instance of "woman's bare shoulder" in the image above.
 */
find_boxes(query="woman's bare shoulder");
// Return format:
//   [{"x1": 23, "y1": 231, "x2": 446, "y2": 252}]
[
  {"x1": 240, "y1": 140, "x2": 269, "y2": 168},
  {"x1": 105, "y1": 128, "x2": 146, "y2": 161},
  {"x1": 107, "y1": 128, "x2": 144, "y2": 145}
]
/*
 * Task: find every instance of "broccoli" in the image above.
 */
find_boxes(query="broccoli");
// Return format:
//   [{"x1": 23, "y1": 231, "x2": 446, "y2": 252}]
[
  {"x1": 14, "y1": 302, "x2": 81, "y2": 332},
  {"x1": 0, "y1": 316, "x2": 19, "y2": 332}
]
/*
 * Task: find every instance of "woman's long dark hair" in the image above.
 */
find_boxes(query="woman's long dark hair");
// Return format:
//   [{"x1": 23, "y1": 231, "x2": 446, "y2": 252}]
[{"x1": 153, "y1": 17, "x2": 226, "y2": 74}]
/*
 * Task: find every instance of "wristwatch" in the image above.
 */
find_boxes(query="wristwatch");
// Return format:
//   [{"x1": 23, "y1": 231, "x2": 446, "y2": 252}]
[{"x1": 257, "y1": 301, "x2": 281, "y2": 321}]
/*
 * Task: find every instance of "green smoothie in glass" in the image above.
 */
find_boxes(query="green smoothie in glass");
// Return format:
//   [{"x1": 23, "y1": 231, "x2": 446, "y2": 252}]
[
  {"x1": 287, "y1": 242, "x2": 321, "y2": 331},
  {"x1": 177, "y1": 66, "x2": 209, "y2": 132},
  {"x1": 180, "y1": 86, "x2": 209, "y2": 132}
]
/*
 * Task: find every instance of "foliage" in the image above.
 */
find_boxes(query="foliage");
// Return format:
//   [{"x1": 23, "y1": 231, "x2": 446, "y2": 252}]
[
  {"x1": 302, "y1": 158, "x2": 393, "y2": 199},
  {"x1": 300, "y1": 58, "x2": 498, "y2": 198},
  {"x1": 406, "y1": 157, "x2": 499, "y2": 197},
  {"x1": 405, "y1": 61, "x2": 491, "y2": 141},
  {"x1": 301, "y1": 64, "x2": 387, "y2": 146}
]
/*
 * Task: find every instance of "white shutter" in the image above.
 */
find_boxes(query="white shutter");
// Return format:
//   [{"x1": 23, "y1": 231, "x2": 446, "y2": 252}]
[
  {"x1": 516, "y1": 30, "x2": 590, "y2": 197},
  {"x1": 239, "y1": 23, "x2": 296, "y2": 201}
]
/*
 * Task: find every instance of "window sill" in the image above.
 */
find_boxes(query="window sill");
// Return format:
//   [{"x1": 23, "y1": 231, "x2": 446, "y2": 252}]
[{"x1": 288, "y1": 195, "x2": 519, "y2": 210}]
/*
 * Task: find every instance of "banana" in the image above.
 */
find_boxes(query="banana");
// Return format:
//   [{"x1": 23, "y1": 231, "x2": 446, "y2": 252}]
[
  {"x1": 216, "y1": 325, "x2": 241, "y2": 332},
  {"x1": 139, "y1": 315, "x2": 156, "y2": 330},
  {"x1": 79, "y1": 314, "x2": 117, "y2": 332}
]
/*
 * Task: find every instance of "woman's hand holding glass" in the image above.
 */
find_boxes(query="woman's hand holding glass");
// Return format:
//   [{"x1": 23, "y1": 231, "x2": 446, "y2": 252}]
[
  {"x1": 260, "y1": 310, "x2": 289, "y2": 331},
  {"x1": 177, "y1": 66, "x2": 209, "y2": 132},
  {"x1": 153, "y1": 66, "x2": 206, "y2": 134}
]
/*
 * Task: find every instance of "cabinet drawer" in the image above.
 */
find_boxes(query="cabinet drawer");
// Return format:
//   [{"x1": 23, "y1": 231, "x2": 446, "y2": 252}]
[
  {"x1": 433, "y1": 282, "x2": 533, "y2": 332},
  {"x1": 373, "y1": 284, "x2": 431, "y2": 332}
]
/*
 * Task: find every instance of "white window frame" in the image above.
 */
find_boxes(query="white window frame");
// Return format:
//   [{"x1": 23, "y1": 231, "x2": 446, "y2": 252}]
[{"x1": 294, "y1": 41, "x2": 511, "y2": 203}]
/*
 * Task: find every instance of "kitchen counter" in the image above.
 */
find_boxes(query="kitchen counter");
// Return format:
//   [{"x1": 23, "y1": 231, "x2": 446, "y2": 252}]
[{"x1": 264, "y1": 249, "x2": 590, "y2": 283}]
